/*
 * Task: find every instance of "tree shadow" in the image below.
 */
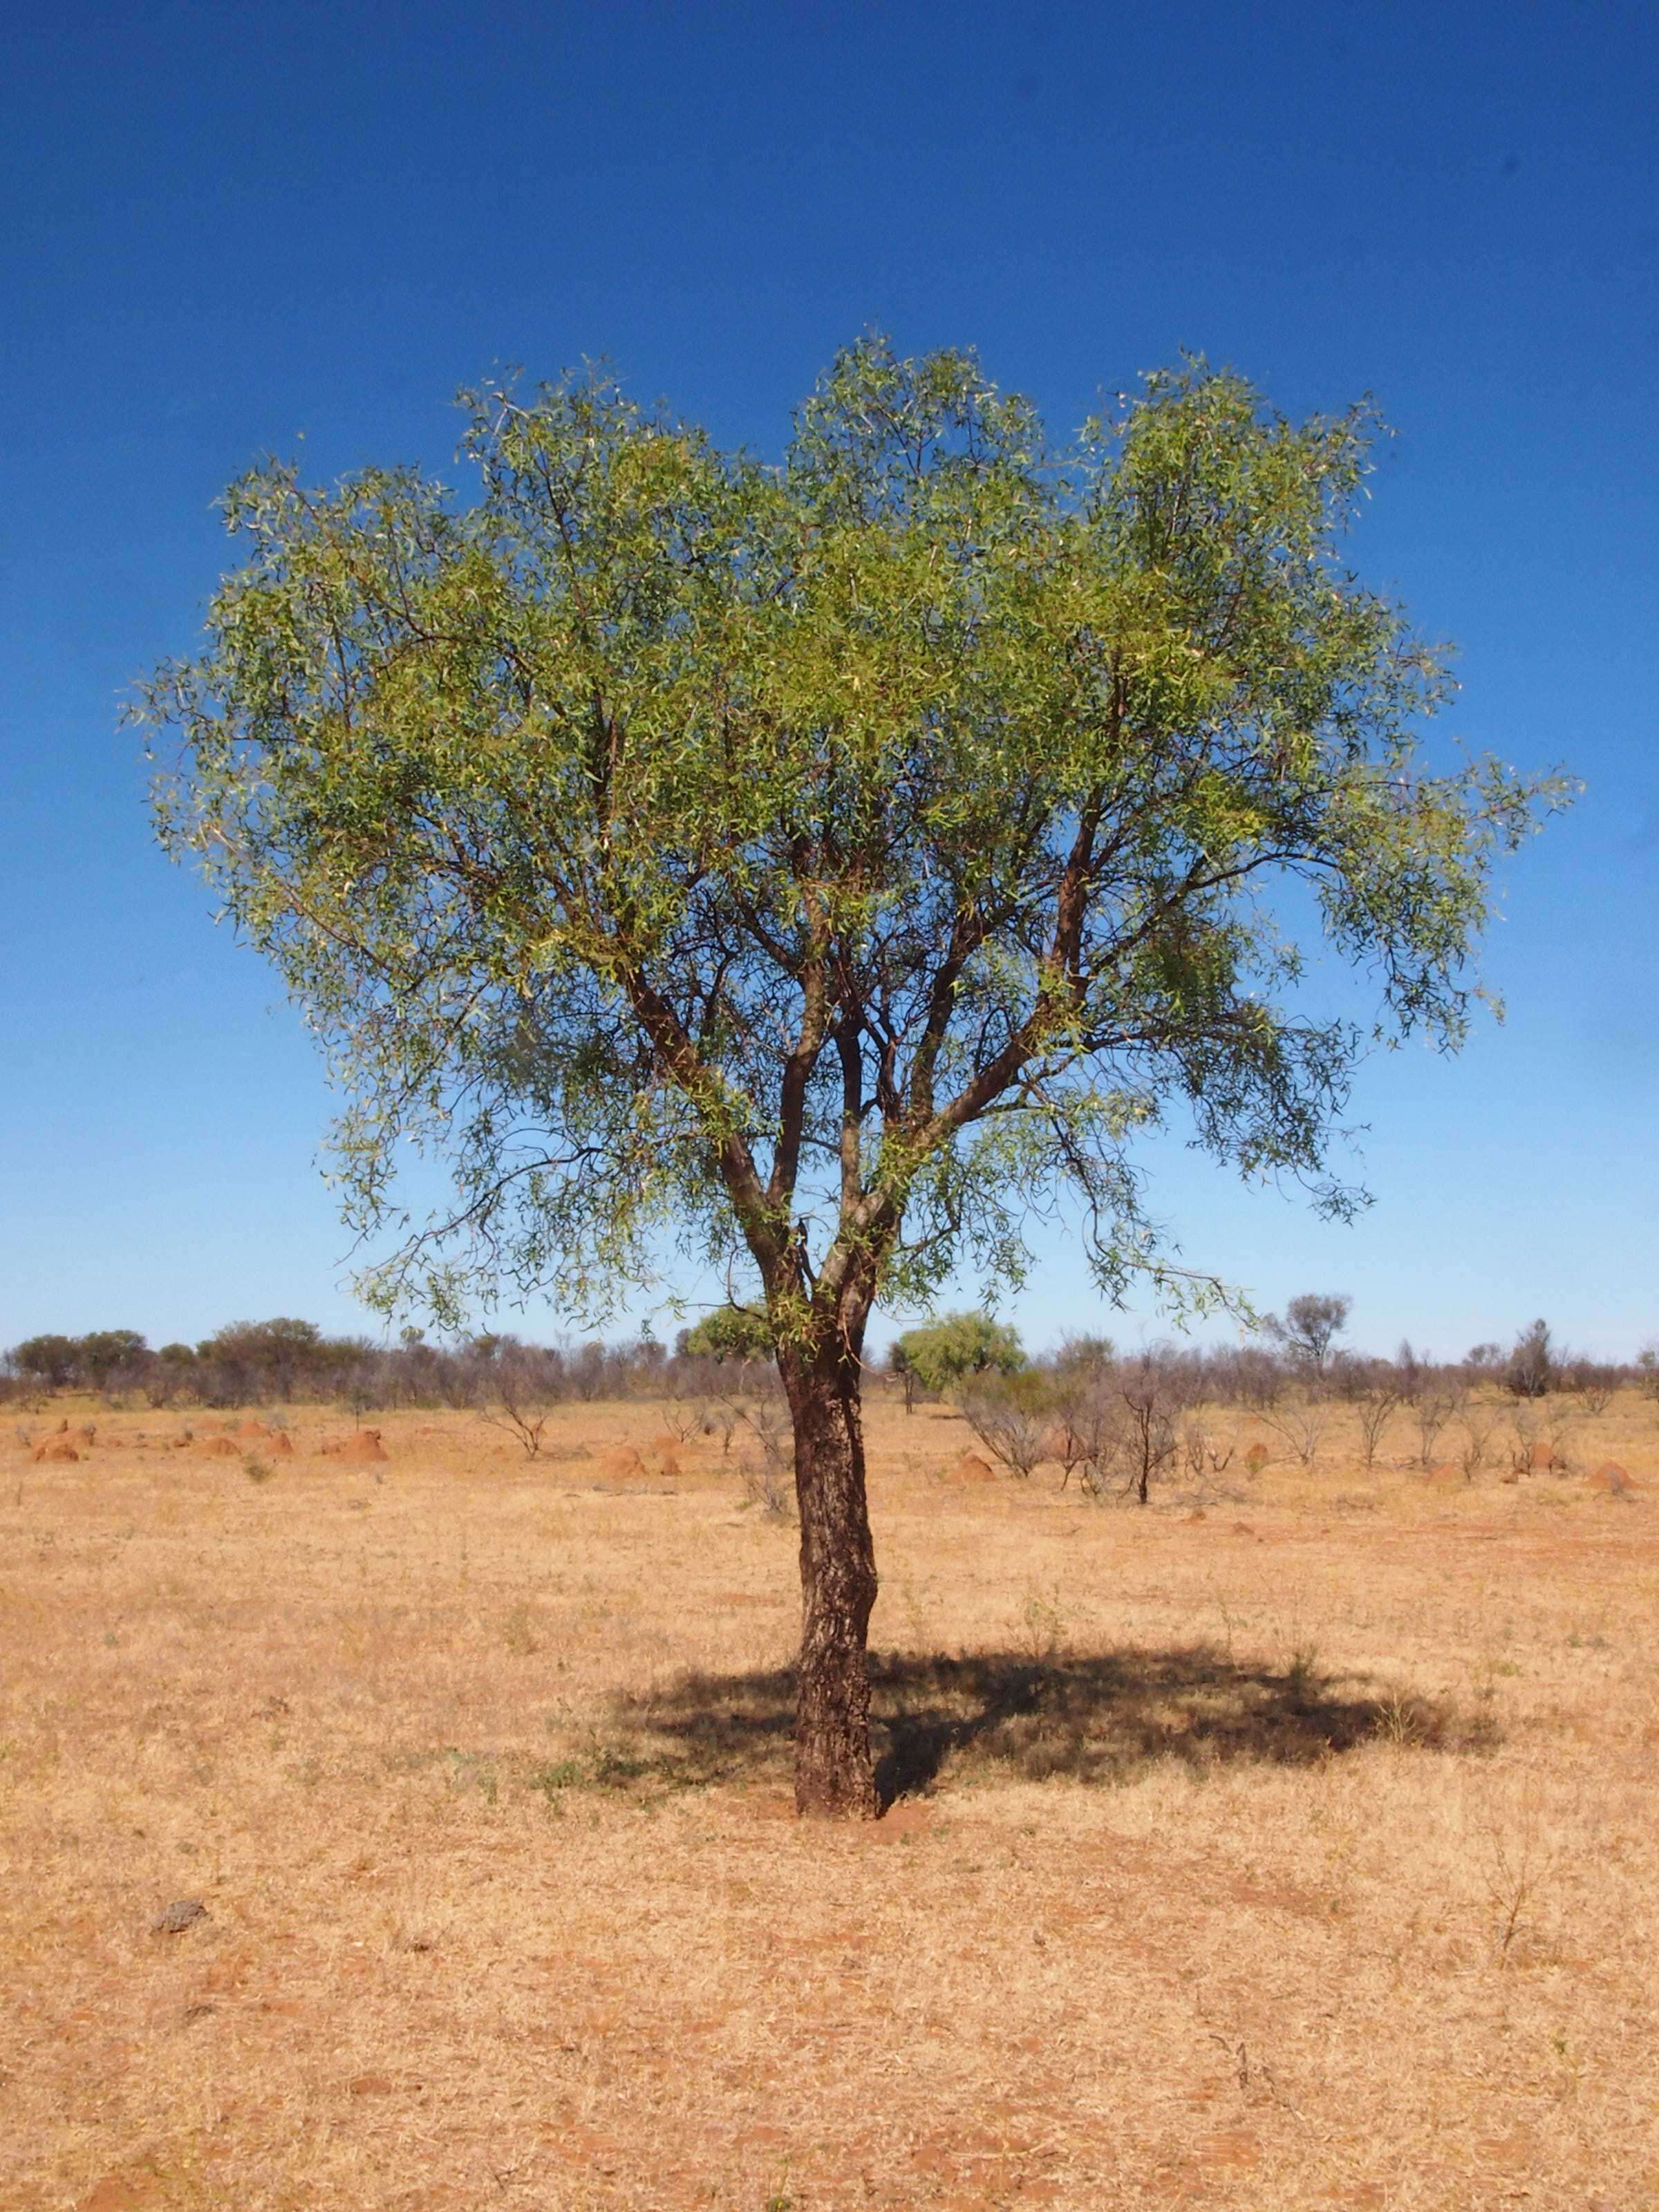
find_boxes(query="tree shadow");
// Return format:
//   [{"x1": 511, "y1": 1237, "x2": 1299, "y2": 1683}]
[{"x1": 601, "y1": 1644, "x2": 1485, "y2": 1808}]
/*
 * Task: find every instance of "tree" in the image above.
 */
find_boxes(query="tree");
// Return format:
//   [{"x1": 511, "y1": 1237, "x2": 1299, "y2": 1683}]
[
  {"x1": 12, "y1": 1334, "x2": 79, "y2": 1390},
  {"x1": 148, "y1": 1342, "x2": 198, "y2": 1408},
  {"x1": 197, "y1": 1317, "x2": 327, "y2": 1403},
  {"x1": 77, "y1": 1329, "x2": 149, "y2": 1392},
  {"x1": 887, "y1": 1339, "x2": 921, "y2": 1415},
  {"x1": 8, "y1": 1329, "x2": 149, "y2": 1394},
  {"x1": 141, "y1": 337, "x2": 1563, "y2": 1817},
  {"x1": 1264, "y1": 1292, "x2": 1351, "y2": 1376},
  {"x1": 892, "y1": 1310, "x2": 1025, "y2": 1400},
  {"x1": 1507, "y1": 1318, "x2": 1555, "y2": 1400},
  {"x1": 679, "y1": 1304, "x2": 774, "y2": 1364}
]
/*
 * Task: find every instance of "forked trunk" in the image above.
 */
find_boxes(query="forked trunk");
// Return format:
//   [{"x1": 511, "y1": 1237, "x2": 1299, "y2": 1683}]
[{"x1": 780, "y1": 1347, "x2": 879, "y2": 1819}]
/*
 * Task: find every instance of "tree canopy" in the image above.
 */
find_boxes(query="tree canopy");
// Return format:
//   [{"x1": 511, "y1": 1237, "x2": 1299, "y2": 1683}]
[
  {"x1": 893, "y1": 1311, "x2": 1026, "y2": 1399},
  {"x1": 1265, "y1": 1292, "x2": 1352, "y2": 1374},
  {"x1": 140, "y1": 335, "x2": 1565, "y2": 1813},
  {"x1": 143, "y1": 338, "x2": 1559, "y2": 1344}
]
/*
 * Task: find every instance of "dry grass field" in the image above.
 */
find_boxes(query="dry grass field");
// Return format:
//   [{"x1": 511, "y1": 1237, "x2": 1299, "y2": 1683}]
[{"x1": 3, "y1": 1389, "x2": 1657, "y2": 2211}]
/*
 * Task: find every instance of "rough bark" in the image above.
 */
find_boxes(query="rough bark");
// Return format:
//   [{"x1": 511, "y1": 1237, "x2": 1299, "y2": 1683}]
[{"x1": 780, "y1": 1345, "x2": 880, "y2": 1819}]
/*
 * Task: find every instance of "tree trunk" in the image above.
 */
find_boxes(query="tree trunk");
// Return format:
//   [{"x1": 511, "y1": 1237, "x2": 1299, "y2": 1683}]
[{"x1": 780, "y1": 1347, "x2": 880, "y2": 1819}]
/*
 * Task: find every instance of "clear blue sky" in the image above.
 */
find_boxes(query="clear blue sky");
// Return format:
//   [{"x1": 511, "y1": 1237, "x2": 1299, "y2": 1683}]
[{"x1": 2, "y1": 0, "x2": 1653, "y2": 1360}]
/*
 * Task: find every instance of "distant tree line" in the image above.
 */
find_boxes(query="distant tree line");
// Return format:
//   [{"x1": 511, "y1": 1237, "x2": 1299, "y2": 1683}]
[
  {"x1": 0, "y1": 1306, "x2": 848, "y2": 1422},
  {"x1": 3, "y1": 1306, "x2": 1654, "y2": 1446},
  {"x1": 883, "y1": 1304, "x2": 1656, "y2": 1501},
  {"x1": 1, "y1": 1318, "x2": 676, "y2": 1412},
  {"x1": 889, "y1": 1303, "x2": 1647, "y2": 1409}
]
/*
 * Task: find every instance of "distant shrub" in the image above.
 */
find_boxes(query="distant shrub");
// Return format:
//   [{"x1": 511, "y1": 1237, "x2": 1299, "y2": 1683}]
[
  {"x1": 894, "y1": 1312, "x2": 1024, "y2": 1400},
  {"x1": 956, "y1": 1370, "x2": 1055, "y2": 1480},
  {"x1": 678, "y1": 1306, "x2": 773, "y2": 1364},
  {"x1": 1506, "y1": 1319, "x2": 1555, "y2": 1399},
  {"x1": 1564, "y1": 1360, "x2": 1619, "y2": 1416}
]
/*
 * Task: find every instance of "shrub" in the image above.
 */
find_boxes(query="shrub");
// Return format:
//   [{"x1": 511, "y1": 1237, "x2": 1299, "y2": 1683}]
[
  {"x1": 1259, "y1": 1389, "x2": 1332, "y2": 1468},
  {"x1": 1563, "y1": 1360, "x2": 1619, "y2": 1416},
  {"x1": 1113, "y1": 1351, "x2": 1188, "y2": 1505},
  {"x1": 473, "y1": 1338, "x2": 567, "y2": 1456},
  {"x1": 1506, "y1": 1319, "x2": 1555, "y2": 1400},
  {"x1": 1414, "y1": 1387, "x2": 1462, "y2": 1468},
  {"x1": 1351, "y1": 1369, "x2": 1401, "y2": 1468},
  {"x1": 894, "y1": 1312, "x2": 1024, "y2": 1401},
  {"x1": 955, "y1": 1370, "x2": 1055, "y2": 1479}
]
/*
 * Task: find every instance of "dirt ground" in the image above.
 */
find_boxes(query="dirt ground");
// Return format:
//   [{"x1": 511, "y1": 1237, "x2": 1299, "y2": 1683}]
[{"x1": 3, "y1": 1388, "x2": 1656, "y2": 2211}]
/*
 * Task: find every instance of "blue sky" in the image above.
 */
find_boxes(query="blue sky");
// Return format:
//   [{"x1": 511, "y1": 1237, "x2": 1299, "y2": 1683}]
[{"x1": 2, "y1": 0, "x2": 1653, "y2": 1360}]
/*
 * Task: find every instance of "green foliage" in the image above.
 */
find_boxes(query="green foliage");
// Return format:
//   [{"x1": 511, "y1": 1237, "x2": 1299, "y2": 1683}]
[
  {"x1": 894, "y1": 1311, "x2": 1026, "y2": 1398},
  {"x1": 678, "y1": 1304, "x2": 773, "y2": 1362},
  {"x1": 975, "y1": 1365, "x2": 1053, "y2": 1413},
  {"x1": 197, "y1": 1318, "x2": 337, "y2": 1398},
  {"x1": 12, "y1": 1331, "x2": 147, "y2": 1390},
  {"x1": 75, "y1": 1330, "x2": 148, "y2": 1387},
  {"x1": 12, "y1": 1335, "x2": 83, "y2": 1389},
  {"x1": 198, "y1": 1318, "x2": 322, "y2": 1362},
  {"x1": 138, "y1": 337, "x2": 1568, "y2": 1349}
]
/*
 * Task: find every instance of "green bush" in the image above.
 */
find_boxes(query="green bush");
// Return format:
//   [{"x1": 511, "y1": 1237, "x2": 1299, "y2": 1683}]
[{"x1": 894, "y1": 1311, "x2": 1024, "y2": 1400}]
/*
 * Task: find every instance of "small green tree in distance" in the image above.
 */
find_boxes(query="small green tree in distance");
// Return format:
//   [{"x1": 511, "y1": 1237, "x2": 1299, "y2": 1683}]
[
  {"x1": 893, "y1": 1311, "x2": 1026, "y2": 1400},
  {"x1": 14, "y1": 1335, "x2": 85, "y2": 1391},
  {"x1": 679, "y1": 1304, "x2": 774, "y2": 1364},
  {"x1": 140, "y1": 337, "x2": 1566, "y2": 1817}
]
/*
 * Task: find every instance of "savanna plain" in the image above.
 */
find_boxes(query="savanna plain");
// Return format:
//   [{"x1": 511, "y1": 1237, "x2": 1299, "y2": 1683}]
[{"x1": 4, "y1": 1389, "x2": 1657, "y2": 2211}]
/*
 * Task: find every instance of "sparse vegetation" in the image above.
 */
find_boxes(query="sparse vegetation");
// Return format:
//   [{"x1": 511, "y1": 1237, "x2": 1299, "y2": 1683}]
[
  {"x1": 1112, "y1": 1351, "x2": 1186, "y2": 1505},
  {"x1": 1413, "y1": 1386, "x2": 1461, "y2": 1469},
  {"x1": 10, "y1": 1313, "x2": 1655, "y2": 1474},
  {"x1": 1458, "y1": 1393, "x2": 1504, "y2": 1477},
  {"x1": 1351, "y1": 1373, "x2": 1401, "y2": 1469},
  {"x1": 2, "y1": 1382, "x2": 1654, "y2": 2208},
  {"x1": 1259, "y1": 1387, "x2": 1333, "y2": 1470},
  {"x1": 955, "y1": 1368, "x2": 1054, "y2": 1480}
]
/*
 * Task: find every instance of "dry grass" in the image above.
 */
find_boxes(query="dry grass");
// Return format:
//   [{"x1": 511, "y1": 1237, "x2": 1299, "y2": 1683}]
[{"x1": 3, "y1": 1390, "x2": 1658, "y2": 2209}]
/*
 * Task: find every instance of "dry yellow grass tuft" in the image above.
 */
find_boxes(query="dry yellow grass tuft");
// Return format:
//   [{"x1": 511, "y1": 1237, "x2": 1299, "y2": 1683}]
[{"x1": 3, "y1": 1391, "x2": 1658, "y2": 2207}]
